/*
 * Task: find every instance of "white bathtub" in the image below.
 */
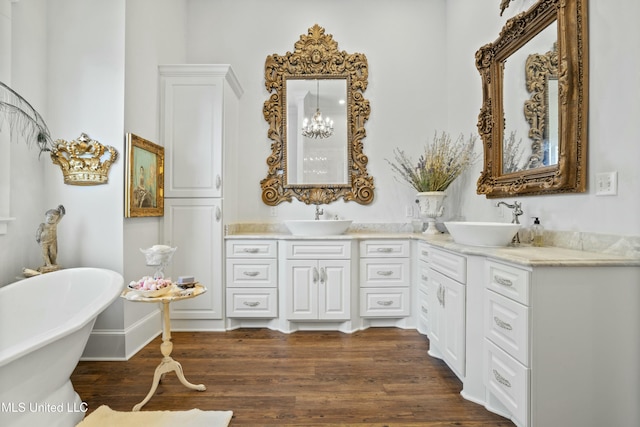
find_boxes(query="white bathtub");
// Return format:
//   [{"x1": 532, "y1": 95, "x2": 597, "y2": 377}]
[{"x1": 0, "y1": 268, "x2": 123, "y2": 427}]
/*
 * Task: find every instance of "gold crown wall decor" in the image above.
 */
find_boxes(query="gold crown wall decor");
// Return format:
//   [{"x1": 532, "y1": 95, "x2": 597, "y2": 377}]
[{"x1": 51, "y1": 133, "x2": 118, "y2": 185}]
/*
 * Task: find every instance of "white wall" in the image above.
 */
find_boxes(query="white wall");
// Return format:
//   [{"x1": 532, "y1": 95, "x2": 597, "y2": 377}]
[
  {"x1": 185, "y1": 0, "x2": 448, "y2": 224},
  {"x1": 445, "y1": 0, "x2": 640, "y2": 236},
  {"x1": 1, "y1": 0, "x2": 48, "y2": 286},
  {"x1": 122, "y1": 0, "x2": 188, "y2": 341},
  {"x1": 180, "y1": 0, "x2": 639, "y2": 238}
]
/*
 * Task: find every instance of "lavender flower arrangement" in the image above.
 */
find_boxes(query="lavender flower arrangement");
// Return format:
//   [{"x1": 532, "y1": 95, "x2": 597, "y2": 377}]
[{"x1": 387, "y1": 131, "x2": 479, "y2": 192}]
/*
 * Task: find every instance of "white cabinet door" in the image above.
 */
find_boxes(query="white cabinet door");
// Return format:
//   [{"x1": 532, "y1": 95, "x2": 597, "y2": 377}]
[
  {"x1": 287, "y1": 259, "x2": 317, "y2": 320},
  {"x1": 285, "y1": 259, "x2": 350, "y2": 321},
  {"x1": 164, "y1": 198, "x2": 222, "y2": 320},
  {"x1": 428, "y1": 267, "x2": 466, "y2": 379},
  {"x1": 159, "y1": 66, "x2": 225, "y2": 198},
  {"x1": 442, "y1": 277, "x2": 465, "y2": 378},
  {"x1": 318, "y1": 259, "x2": 350, "y2": 320}
]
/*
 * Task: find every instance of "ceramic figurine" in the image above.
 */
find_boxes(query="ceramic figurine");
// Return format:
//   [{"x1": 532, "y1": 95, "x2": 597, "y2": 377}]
[{"x1": 35, "y1": 204, "x2": 66, "y2": 273}]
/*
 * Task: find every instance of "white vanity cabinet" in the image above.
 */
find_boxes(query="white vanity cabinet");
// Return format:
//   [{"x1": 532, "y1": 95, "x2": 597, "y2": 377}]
[
  {"x1": 426, "y1": 246, "x2": 466, "y2": 380},
  {"x1": 359, "y1": 240, "x2": 411, "y2": 318},
  {"x1": 481, "y1": 258, "x2": 640, "y2": 427},
  {"x1": 225, "y1": 240, "x2": 278, "y2": 318},
  {"x1": 283, "y1": 240, "x2": 351, "y2": 321}
]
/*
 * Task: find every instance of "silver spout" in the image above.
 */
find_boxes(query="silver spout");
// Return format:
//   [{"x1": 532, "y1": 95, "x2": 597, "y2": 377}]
[
  {"x1": 314, "y1": 205, "x2": 324, "y2": 220},
  {"x1": 496, "y1": 201, "x2": 523, "y2": 224},
  {"x1": 496, "y1": 201, "x2": 523, "y2": 244}
]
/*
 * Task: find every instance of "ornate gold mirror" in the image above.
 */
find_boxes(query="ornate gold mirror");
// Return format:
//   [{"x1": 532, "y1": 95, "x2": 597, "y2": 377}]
[
  {"x1": 476, "y1": 0, "x2": 588, "y2": 198},
  {"x1": 261, "y1": 24, "x2": 373, "y2": 205}
]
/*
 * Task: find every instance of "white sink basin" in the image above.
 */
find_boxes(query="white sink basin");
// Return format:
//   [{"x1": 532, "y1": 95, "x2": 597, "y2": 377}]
[
  {"x1": 284, "y1": 219, "x2": 353, "y2": 236},
  {"x1": 444, "y1": 221, "x2": 521, "y2": 247}
]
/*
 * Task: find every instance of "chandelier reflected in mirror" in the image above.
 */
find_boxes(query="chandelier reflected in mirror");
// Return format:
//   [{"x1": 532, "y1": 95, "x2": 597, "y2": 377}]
[{"x1": 301, "y1": 80, "x2": 334, "y2": 139}]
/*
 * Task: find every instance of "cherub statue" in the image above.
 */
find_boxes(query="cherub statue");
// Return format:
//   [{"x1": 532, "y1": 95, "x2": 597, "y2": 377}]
[{"x1": 36, "y1": 204, "x2": 66, "y2": 272}]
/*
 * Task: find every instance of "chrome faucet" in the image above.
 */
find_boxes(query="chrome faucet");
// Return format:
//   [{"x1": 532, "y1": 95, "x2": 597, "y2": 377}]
[
  {"x1": 314, "y1": 205, "x2": 324, "y2": 220},
  {"x1": 496, "y1": 201, "x2": 523, "y2": 243}
]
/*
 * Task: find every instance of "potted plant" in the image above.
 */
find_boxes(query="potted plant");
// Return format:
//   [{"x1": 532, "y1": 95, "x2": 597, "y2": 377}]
[{"x1": 387, "y1": 131, "x2": 478, "y2": 234}]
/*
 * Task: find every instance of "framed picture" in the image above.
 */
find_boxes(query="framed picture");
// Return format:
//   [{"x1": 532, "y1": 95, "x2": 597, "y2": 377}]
[{"x1": 125, "y1": 133, "x2": 164, "y2": 217}]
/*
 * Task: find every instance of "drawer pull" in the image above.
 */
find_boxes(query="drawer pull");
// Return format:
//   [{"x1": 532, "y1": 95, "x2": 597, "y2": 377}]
[
  {"x1": 494, "y1": 316, "x2": 513, "y2": 331},
  {"x1": 421, "y1": 274, "x2": 429, "y2": 281},
  {"x1": 421, "y1": 306, "x2": 428, "y2": 314},
  {"x1": 494, "y1": 275, "x2": 513, "y2": 287},
  {"x1": 242, "y1": 248, "x2": 260, "y2": 253},
  {"x1": 376, "y1": 270, "x2": 393, "y2": 276},
  {"x1": 377, "y1": 300, "x2": 393, "y2": 306},
  {"x1": 243, "y1": 271, "x2": 260, "y2": 277},
  {"x1": 376, "y1": 247, "x2": 393, "y2": 253},
  {"x1": 493, "y1": 369, "x2": 512, "y2": 388},
  {"x1": 421, "y1": 250, "x2": 429, "y2": 257},
  {"x1": 243, "y1": 301, "x2": 260, "y2": 307}
]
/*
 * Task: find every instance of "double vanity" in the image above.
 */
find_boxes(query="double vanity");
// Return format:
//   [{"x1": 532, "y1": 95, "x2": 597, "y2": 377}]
[{"x1": 221, "y1": 223, "x2": 639, "y2": 427}]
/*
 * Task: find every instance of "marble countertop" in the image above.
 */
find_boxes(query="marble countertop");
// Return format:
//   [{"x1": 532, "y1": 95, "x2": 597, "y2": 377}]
[{"x1": 225, "y1": 224, "x2": 640, "y2": 268}]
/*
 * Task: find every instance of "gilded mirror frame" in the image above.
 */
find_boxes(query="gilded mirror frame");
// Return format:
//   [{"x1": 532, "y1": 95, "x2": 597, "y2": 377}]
[
  {"x1": 476, "y1": 0, "x2": 588, "y2": 198},
  {"x1": 261, "y1": 24, "x2": 373, "y2": 205}
]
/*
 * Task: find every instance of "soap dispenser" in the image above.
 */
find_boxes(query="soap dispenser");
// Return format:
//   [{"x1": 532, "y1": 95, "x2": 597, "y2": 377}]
[{"x1": 531, "y1": 217, "x2": 544, "y2": 247}]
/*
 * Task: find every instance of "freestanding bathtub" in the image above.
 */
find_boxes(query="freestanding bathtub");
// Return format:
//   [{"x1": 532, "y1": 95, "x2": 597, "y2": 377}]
[{"x1": 0, "y1": 268, "x2": 123, "y2": 427}]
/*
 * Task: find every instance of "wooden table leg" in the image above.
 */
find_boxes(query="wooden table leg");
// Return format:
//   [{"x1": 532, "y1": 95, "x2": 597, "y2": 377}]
[{"x1": 133, "y1": 300, "x2": 206, "y2": 411}]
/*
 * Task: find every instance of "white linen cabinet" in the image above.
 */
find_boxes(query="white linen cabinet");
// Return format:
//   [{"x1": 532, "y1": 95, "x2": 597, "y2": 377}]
[{"x1": 159, "y1": 64, "x2": 243, "y2": 330}]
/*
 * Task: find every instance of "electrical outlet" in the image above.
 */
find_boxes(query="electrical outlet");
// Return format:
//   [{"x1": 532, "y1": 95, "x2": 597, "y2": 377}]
[
  {"x1": 405, "y1": 205, "x2": 413, "y2": 217},
  {"x1": 595, "y1": 172, "x2": 617, "y2": 196},
  {"x1": 270, "y1": 206, "x2": 278, "y2": 217}
]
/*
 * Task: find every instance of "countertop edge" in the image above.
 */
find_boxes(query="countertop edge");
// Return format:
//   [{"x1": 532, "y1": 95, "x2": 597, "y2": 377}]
[{"x1": 225, "y1": 232, "x2": 640, "y2": 267}]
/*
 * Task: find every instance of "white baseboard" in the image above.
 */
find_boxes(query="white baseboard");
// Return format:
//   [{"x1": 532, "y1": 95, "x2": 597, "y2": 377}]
[{"x1": 80, "y1": 310, "x2": 161, "y2": 361}]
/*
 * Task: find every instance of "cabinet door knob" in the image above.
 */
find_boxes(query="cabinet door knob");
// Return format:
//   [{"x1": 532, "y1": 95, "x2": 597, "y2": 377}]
[
  {"x1": 313, "y1": 267, "x2": 319, "y2": 284},
  {"x1": 215, "y1": 205, "x2": 221, "y2": 222},
  {"x1": 216, "y1": 174, "x2": 222, "y2": 189},
  {"x1": 319, "y1": 267, "x2": 327, "y2": 284}
]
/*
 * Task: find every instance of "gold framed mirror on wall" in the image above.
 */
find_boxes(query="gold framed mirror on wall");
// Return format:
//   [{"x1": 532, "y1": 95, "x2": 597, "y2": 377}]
[
  {"x1": 261, "y1": 24, "x2": 374, "y2": 205},
  {"x1": 476, "y1": 0, "x2": 588, "y2": 198}
]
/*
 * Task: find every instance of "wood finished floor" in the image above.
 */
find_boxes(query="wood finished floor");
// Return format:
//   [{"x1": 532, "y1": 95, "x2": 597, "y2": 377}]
[{"x1": 71, "y1": 328, "x2": 515, "y2": 426}]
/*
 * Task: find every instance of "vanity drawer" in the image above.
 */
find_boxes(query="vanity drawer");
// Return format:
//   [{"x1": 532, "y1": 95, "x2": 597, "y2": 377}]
[
  {"x1": 285, "y1": 240, "x2": 351, "y2": 259},
  {"x1": 485, "y1": 289, "x2": 530, "y2": 366},
  {"x1": 226, "y1": 240, "x2": 277, "y2": 258},
  {"x1": 360, "y1": 287, "x2": 411, "y2": 317},
  {"x1": 417, "y1": 241, "x2": 431, "y2": 264},
  {"x1": 429, "y1": 246, "x2": 466, "y2": 284},
  {"x1": 360, "y1": 240, "x2": 410, "y2": 258},
  {"x1": 484, "y1": 339, "x2": 529, "y2": 427},
  {"x1": 226, "y1": 288, "x2": 278, "y2": 318},
  {"x1": 226, "y1": 259, "x2": 277, "y2": 288},
  {"x1": 486, "y1": 260, "x2": 530, "y2": 305},
  {"x1": 360, "y1": 258, "x2": 410, "y2": 287}
]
